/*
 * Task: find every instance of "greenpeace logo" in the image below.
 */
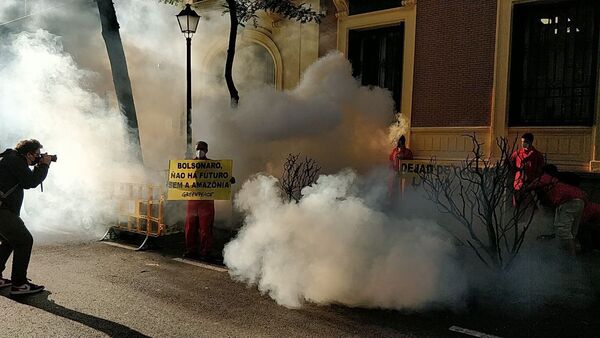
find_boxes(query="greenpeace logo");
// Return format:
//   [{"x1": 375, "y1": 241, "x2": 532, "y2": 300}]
[{"x1": 182, "y1": 191, "x2": 215, "y2": 198}]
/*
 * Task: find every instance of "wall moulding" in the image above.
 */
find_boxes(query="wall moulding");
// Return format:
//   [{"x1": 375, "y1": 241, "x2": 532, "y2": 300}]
[
  {"x1": 401, "y1": 0, "x2": 417, "y2": 7},
  {"x1": 410, "y1": 126, "x2": 593, "y2": 171},
  {"x1": 332, "y1": 0, "x2": 349, "y2": 18},
  {"x1": 410, "y1": 127, "x2": 491, "y2": 162}
]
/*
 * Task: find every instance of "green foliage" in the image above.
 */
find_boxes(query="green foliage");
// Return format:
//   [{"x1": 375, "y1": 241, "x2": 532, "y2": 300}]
[
  {"x1": 160, "y1": 0, "x2": 185, "y2": 5},
  {"x1": 158, "y1": 0, "x2": 186, "y2": 7},
  {"x1": 160, "y1": 0, "x2": 322, "y2": 105},
  {"x1": 231, "y1": 0, "x2": 323, "y2": 26},
  {"x1": 161, "y1": 0, "x2": 322, "y2": 26}
]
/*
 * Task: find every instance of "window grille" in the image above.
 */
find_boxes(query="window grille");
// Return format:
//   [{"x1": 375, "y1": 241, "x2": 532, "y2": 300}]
[{"x1": 509, "y1": 0, "x2": 600, "y2": 126}]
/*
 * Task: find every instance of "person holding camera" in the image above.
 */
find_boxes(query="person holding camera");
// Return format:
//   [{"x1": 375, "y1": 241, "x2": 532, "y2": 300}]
[{"x1": 0, "y1": 139, "x2": 52, "y2": 295}]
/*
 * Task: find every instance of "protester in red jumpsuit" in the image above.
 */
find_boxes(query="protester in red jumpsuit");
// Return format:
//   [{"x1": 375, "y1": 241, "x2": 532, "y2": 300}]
[
  {"x1": 388, "y1": 135, "x2": 413, "y2": 200},
  {"x1": 184, "y1": 141, "x2": 216, "y2": 261},
  {"x1": 510, "y1": 132, "x2": 545, "y2": 191},
  {"x1": 528, "y1": 164, "x2": 587, "y2": 255}
]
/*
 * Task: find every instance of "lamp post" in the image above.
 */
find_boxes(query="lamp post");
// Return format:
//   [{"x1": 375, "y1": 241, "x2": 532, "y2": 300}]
[{"x1": 176, "y1": 4, "x2": 200, "y2": 159}]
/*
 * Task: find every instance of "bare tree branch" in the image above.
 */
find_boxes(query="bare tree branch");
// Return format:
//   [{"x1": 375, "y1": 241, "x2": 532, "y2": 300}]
[
  {"x1": 279, "y1": 153, "x2": 320, "y2": 202},
  {"x1": 418, "y1": 135, "x2": 537, "y2": 271}
]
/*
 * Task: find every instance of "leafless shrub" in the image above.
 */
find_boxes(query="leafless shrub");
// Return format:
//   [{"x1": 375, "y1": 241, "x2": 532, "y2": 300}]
[
  {"x1": 418, "y1": 135, "x2": 536, "y2": 271},
  {"x1": 280, "y1": 154, "x2": 320, "y2": 202}
]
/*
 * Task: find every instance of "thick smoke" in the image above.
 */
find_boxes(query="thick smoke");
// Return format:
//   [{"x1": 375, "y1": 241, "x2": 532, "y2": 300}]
[
  {"x1": 388, "y1": 113, "x2": 409, "y2": 146},
  {"x1": 1, "y1": 0, "x2": 393, "y2": 235},
  {"x1": 224, "y1": 172, "x2": 467, "y2": 309},
  {"x1": 201, "y1": 51, "x2": 391, "y2": 140},
  {"x1": 192, "y1": 52, "x2": 394, "y2": 182},
  {"x1": 0, "y1": 7, "x2": 145, "y2": 240}
]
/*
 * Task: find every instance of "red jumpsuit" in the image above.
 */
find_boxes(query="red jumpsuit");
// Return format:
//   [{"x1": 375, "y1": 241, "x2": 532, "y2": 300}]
[
  {"x1": 388, "y1": 147, "x2": 413, "y2": 200},
  {"x1": 510, "y1": 146, "x2": 544, "y2": 191},
  {"x1": 185, "y1": 156, "x2": 215, "y2": 257},
  {"x1": 185, "y1": 200, "x2": 214, "y2": 257},
  {"x1": 529, "y1": 173, "x2": 587, "y2": 240},
  {"x1": 389, "y1": 147, "x2": 413, "y2": 172},
  {"x1": 530, "y1": 174, "x2": 587, "y2": 208}
]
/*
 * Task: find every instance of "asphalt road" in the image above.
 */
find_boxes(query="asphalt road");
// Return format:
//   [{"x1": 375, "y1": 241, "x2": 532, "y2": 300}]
[{"x1": 0, "y1": 239, "x2": 598, "y2": 337}]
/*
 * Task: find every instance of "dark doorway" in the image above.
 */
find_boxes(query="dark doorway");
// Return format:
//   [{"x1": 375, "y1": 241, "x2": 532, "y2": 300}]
[{"x1": 348, "y1": 24, "x2": 405, "y2": 112}]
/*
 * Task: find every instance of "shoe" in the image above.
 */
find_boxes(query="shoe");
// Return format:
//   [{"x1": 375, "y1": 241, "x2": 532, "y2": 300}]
[
  {"x1": 0, "y1": 278, "x2": 11, "y2": 288},
  {"x1": 10, "y1": 281, "x2": 44, "y2": 295}
]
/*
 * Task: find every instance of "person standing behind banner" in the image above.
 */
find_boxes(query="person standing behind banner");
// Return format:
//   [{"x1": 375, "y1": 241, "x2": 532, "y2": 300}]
[
  {"x1": 184, "y1": 141, "x2": 235, "y2": 263},
  {"x1": 388, "y1": 135, "x2": 413, "y2": 200}
]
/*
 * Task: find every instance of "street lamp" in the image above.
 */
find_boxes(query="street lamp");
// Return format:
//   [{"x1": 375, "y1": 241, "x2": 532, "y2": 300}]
[{"x1": 176, "y1": 4, "x2": 200, "y2": 159}]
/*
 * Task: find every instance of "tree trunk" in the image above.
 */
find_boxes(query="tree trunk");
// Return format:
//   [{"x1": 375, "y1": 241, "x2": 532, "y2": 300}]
[
  {"x1": 225, "y1": 0, "x2": 240, "y2": 107},
  {"x1": 96, "y1": 0, "x2": 142, "y2": 161}
]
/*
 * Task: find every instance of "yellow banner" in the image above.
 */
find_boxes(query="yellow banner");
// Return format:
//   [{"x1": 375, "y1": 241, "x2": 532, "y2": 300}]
[{"x1": 167, "y1": 160, "x2": 233, "y2": 201}]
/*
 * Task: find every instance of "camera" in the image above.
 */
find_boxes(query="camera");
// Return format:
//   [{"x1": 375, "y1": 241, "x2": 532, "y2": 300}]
[{"x1": 33, "y1": 153, "x2": 58, "y2": 165}]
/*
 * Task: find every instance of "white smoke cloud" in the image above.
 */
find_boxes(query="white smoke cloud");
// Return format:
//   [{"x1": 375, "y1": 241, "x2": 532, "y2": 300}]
[
  {"x1": 226, "y1": 52, "x2": 392, "y2": 140},
  {"x1": 224, "y1": 171, "x2": 467, "y2": 309},
  {"x1": 0, "y1": 0, "x2": 185, "y2": 239},
  {"x1": 0, "y1": 29, "x2": 145, "y2": 239},
  {"x1": 0, "y1": 0, "x2": 394, "y2": 236},
  {"x1": 114, "y1": 1, "x2": 395, "y2": 176},
  {"x1": 191, "y1": 52, "x2": 394, "y2": 182},
  {"x1": 388, "y1": 113, "x2": 409, "y2": 146}
]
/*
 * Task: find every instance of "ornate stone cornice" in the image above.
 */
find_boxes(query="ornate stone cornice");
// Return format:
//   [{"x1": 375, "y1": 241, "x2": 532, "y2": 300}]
[
  {"x1": 254, "y1": 11, "x2": 283, "y2": 35},
  {"x1": 332, "y1": 0, "x2": 348, "y2": 18},
  {"x1": 401, "y1": 0, "x2": 417, "y2": 7},
  {"x1": 333, "y1": 0, "x2": 416, "y2": 18}
]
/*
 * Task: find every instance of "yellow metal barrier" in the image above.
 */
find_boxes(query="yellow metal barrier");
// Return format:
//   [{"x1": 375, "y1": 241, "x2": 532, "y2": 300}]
[{"x1": 104, "y1": 182, "x2": 182, "y2": 250}]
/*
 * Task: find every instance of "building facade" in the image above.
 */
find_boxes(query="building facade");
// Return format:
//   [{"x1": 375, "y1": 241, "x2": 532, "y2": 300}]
[
  {"x1": 197, "y1": 0, "x2": 600, "y2": 172},
  {"x1": 326, "y1": 0, "x2": 600, "y2": 172}
]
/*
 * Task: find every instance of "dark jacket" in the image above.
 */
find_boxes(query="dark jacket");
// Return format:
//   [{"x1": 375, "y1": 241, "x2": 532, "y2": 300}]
[{"x1": 0, "y1": 149, "x2": 48, "y2": 215}]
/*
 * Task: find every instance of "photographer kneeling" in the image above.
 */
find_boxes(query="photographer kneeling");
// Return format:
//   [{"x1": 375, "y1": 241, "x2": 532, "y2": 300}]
[{"x1": 0, "y1": 139, "x2": 52, "y2": 295}]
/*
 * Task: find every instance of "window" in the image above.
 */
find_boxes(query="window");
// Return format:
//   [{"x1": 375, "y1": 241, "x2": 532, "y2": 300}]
[
  {"x1": 509, "y1": 0, "x2": 600, "y2": 126},
  {"x1": 349, "y1": 0, "x2": 401, "y2": 16},
  {"x1": 209, "y1": 43, "x2": 275, "y2": 90},
  {"x1": 348, "y1": 25, "x2": 405, "y2": 112}
]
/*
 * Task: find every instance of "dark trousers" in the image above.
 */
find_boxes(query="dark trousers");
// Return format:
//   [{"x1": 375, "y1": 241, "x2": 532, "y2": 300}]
[
  {"x1": 0, "y1": 209, "x2": 33, "y2": 285},
  {"x1": 185, "y1": 200, "x2": 214, "y2": 256}
]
